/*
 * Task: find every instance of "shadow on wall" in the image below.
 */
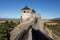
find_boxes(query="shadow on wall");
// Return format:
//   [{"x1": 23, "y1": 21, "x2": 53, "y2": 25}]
[
  {"x1": 32, "y1": 28, "x2": 53, "y2": 40},
  {"x1": 14, "y1": 28, "x2": 53, "y2": 40}
]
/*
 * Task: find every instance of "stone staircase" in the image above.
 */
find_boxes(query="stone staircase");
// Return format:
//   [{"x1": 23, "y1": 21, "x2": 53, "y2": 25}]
[{"x1": 10, "y1": 17, "x2": 44, "y2": 40}]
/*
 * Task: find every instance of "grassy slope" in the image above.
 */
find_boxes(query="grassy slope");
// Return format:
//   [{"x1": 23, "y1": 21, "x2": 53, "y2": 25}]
[{"x1": 44, "y1": 20, "x2": 60, "y2": 37}]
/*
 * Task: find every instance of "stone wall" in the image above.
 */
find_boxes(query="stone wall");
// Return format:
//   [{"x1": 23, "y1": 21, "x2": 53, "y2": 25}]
[
  {"x1": 10, "y1": 14, "x2": 44, "y2": 40},
  {"x1": 10, "y1": 17, "x2": 35, "y2": 40}
]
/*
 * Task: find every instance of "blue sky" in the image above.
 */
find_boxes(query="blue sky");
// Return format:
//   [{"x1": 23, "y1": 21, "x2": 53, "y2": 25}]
[{"x1": 0, "y1": 0, "x2": 60, "y2": 19}]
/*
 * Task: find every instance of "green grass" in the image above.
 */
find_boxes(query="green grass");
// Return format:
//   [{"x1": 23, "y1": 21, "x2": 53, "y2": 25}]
[
  {"x1": 44, "y1": 21, "x2": 60, "y2": 37},
  {"x1": 0, "y1": 20, "x2": 20, "y2": 40},
  {"x1": 48, "y1": 26, "x2": 60, "y2": 37}
]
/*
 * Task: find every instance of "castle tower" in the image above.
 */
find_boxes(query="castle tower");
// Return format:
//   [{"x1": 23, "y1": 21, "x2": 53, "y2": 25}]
[{"x1": 21, "y1": 6, "x2": 36, "y2": 23}]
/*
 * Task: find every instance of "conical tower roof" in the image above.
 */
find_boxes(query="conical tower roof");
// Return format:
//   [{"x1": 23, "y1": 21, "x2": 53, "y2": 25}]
[{"x1": 22, "y1": 6, "x2": 30, "y2": 10}]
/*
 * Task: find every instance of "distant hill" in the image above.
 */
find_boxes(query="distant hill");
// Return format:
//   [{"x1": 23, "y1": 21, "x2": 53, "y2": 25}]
[
  {"x1": 53, "y1": 18, "x2": 60, "y2": 20},
  {"x1": 50, "y1": 18, "x2": 60, "y2": 21},
  {"x1": 0, "y1": 18, "x2": 20, "y2": 21}
]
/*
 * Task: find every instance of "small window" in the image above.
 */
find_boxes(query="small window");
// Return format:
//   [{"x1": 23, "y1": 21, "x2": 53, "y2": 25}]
[{"x1": 24, "y1": 11, "x2": 26, "y2": 13}]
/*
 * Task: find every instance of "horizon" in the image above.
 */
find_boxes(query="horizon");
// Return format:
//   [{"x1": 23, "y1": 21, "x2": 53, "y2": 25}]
[
  {"x1": 0, "y1": 17, "x2": 60, "y2": 20},
  {"x1": 0, "y1": 0, "x2": 60, "y2": 19}
]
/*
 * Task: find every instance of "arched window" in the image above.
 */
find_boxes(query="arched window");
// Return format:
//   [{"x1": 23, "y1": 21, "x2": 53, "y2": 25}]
[{"x1": 24, "y1": 11, "x2": 26, "y2": 13}]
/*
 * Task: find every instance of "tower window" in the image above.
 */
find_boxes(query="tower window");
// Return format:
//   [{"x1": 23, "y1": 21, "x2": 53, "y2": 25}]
[{"x1": 24, "y1": 11, "x2": 26, "y2": 13}]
